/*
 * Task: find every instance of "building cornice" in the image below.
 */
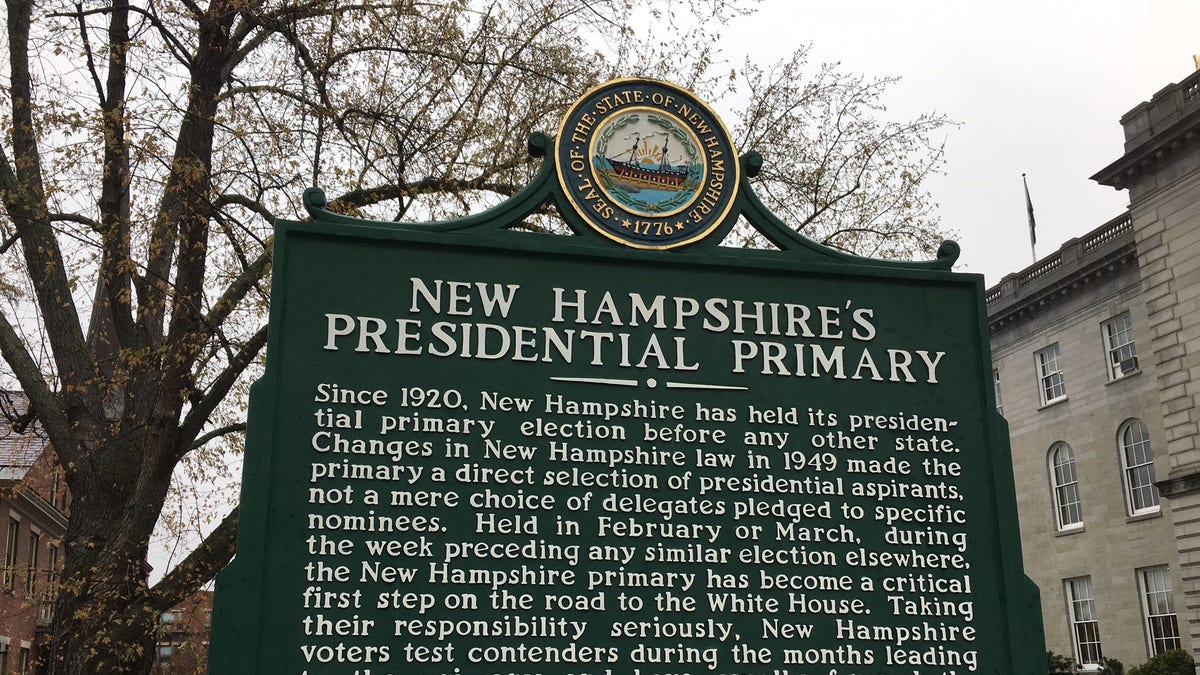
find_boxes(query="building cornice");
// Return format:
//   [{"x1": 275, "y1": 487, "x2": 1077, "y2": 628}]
[
  {"x1": 1158, "y1": 464, "x2": 1200, "y2": 499},
  {"x1": 986, "y1": 212, "x2": 1136, "y2": 329},
  {"x1": 1092, "y1": 71, "x2": 1200, "y2": 188},
  {"x1": 0, "y1": 480, "x2": 68, "y2": 533}
]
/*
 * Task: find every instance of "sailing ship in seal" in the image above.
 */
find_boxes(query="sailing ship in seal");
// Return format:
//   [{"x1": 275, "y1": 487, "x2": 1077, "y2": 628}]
[
  {"x1": 606, "y1": 133, "x2": 690, "y2": 192},
  {"x1": 591, "y1": 111, "x2": 704, "y2": 216}
]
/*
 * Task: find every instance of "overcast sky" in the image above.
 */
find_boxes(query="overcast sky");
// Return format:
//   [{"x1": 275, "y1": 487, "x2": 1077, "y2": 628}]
[{"x1": 719, "y1": 0, "x2": 1200, "y2": 285}]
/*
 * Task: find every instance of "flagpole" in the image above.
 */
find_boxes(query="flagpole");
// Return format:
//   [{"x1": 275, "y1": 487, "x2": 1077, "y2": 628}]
[{"x1": 1023, "y1": 173, "x2": 1037, "y2": 263}]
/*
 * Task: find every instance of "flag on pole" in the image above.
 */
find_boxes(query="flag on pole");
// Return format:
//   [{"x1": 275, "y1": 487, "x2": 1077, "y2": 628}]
[{"x1": 1023, "y1": 173, "x2": 1037, "y2": 261}]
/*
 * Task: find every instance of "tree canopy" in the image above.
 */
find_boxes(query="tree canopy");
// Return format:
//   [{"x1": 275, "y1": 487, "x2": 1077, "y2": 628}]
[{"x1": 0, "y1": 0, "x2": 953, "y2": 670}]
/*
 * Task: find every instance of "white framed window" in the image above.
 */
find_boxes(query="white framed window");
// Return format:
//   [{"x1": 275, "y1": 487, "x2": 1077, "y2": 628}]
[
  {"x1": 1120, "y1": 419, "x2": 1160, "y2": 515},
  {"x1": 1139, "y1": 566, "x2": 1181, "y2": 656},
  {"x1": 1036, "y1": 344, "x2": 1067, "y2": 404},
  {"x1": 1065, "y1": 576, "x2": 1103, "y2": 667},
  {"x1": 993, "y1": 368, "x2": 1003, "y2": 414},
  {"x1": 38, "y1": 596, "x2": 51, "y2": 624},
  {"x1": 47, "y1": 543, "x2": 58, "y2": 584},
  {"x1": 44, "y1": 541, "x2": 59, "y2": 624},
  {"x1": 1104, "y1": 313, "x2": 1138, "y2": 379},
  {"x1": 3, "y1": 519, "x2": 18, "y2": 591},
  {"x1": 49, "y1": 469, "x2": 61, "y2": 510},
  {"x1": 1049, "y1": 443, "x2": 1083, "y2": 530},
  {"x1": 24, "y1": 531, "x2": 38, "y2": 595}
]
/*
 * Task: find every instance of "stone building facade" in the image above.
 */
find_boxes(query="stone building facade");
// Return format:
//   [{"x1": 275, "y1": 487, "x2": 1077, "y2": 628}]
[
  {"x1": 989, "y1": 212, "x2": 1187, "y2": 667},
  {"x1": 988, "y1": 65, "x2": 1200, "y2": 668},
  {"x1": 1093, "y1": 65, "x2": 1200, "y2": 665}
]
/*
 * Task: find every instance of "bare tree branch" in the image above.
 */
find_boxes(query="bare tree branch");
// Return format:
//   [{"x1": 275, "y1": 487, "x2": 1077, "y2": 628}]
[
  {"x1": 148, "y1": 507, "x2": 238, "y2": 613},
  {"x1": 0, "y1": 310, "x2": 74, "y2": 462},
  {"x1": 189, "y1": 423, "x2": 246, "y2": 450},
  {"x1": 177, "y1": 325, "x2": 267, "y2": 455}
]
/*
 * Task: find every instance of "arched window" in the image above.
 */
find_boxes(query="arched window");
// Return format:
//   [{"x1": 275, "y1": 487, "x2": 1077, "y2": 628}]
[
  {"x1": 1120, "y1": 419, "x2": 1160, "y2": 515},
  {"x1": 1049, "y1": 443, "x2": 1083, "y2": 530}
]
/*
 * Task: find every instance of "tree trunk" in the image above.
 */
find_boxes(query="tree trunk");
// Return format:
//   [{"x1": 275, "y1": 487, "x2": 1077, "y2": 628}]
[
  {"x1": 49, "y1": 516, "x2": 155, "y2": 671},
  {"x1": 45, "y1": 436, "x2": 175, "y2": 674}
]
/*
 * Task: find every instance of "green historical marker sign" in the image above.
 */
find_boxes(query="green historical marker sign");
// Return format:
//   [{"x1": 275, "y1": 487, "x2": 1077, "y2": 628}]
[{"x1": 210, "y1": 79, "x2": 1045, "y2": 675}]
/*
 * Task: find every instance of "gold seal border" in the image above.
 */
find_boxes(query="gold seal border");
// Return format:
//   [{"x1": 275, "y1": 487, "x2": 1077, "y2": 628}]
[{"x1": 555, "y1": 77, "x2": 741, "y2": 251}]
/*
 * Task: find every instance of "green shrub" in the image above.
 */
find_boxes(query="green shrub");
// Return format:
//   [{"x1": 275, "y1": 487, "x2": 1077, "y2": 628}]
[
  {"x1": 1129, "y1": 649, "x2": 1194, "y2": 675},
  {"x1": 1049, "y1": 650, "x2": 1079, "y2": 675},
  {"x1": 1099, "y1": 656, "x2": 1125, "y2": 675},
  {"x1": 1047, "y1": 650, "x2": 1124, "y2": 675}
]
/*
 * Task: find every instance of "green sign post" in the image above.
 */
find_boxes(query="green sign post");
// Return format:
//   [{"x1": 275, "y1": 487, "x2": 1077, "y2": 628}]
[{"x1": 210, "y1": 79, "x2": 1045, "y2": 675}]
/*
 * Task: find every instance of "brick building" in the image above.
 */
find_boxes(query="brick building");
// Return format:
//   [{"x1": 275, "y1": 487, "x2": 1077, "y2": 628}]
[
  {"x1": 0, "y1": 392, "x2": 68, "y2": 673},
  {"x1": 151, "y1": 590, "x2": 212, "y2": 674},
  {"x1": 988, "y1": 65, "x2": 1200, "y2": 668}
]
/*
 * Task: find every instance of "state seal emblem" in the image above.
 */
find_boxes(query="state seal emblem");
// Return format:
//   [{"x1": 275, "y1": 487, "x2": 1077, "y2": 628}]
[{"x1": 556, "y1": 79, "x2": 740, "y2": 249}]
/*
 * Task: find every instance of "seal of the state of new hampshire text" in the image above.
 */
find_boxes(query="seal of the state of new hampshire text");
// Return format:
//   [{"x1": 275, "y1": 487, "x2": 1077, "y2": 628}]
[{"x1": 556, "y1": 79, "x2": 740, "y2": 249}]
